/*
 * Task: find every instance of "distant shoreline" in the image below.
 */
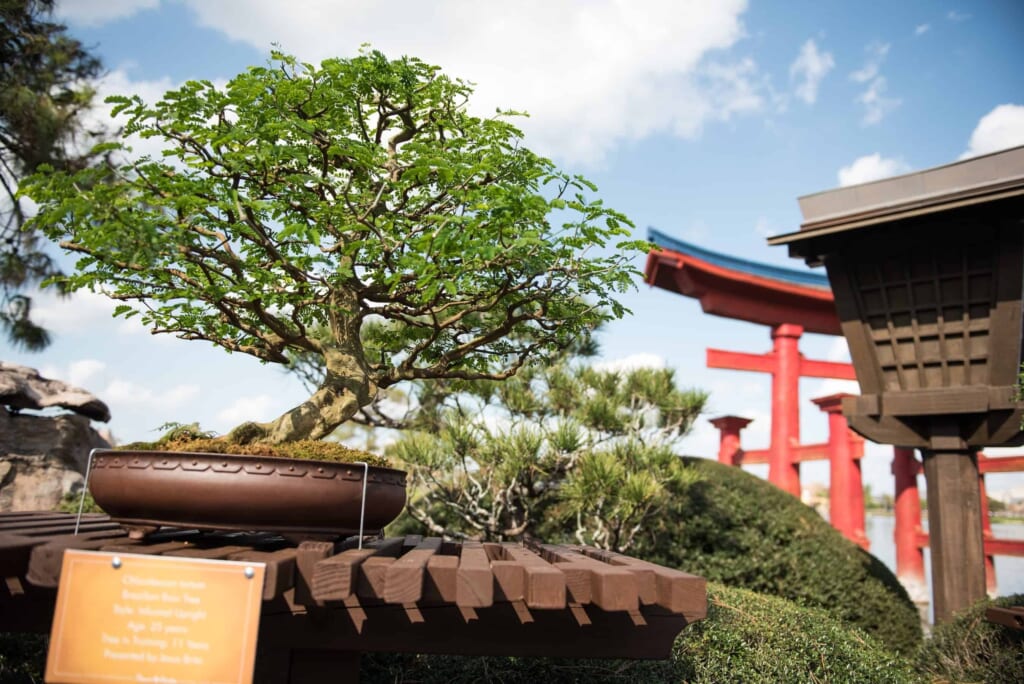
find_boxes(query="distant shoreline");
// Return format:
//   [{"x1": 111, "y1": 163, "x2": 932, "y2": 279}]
[{"x1": 865, "y1": 509, "x2": 1024, "y2": 526}]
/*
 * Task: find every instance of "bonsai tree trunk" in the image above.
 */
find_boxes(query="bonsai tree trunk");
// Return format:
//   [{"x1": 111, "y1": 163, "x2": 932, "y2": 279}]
[{"x1": 230, "y1": 346, "x2": 377, "y2": 444}]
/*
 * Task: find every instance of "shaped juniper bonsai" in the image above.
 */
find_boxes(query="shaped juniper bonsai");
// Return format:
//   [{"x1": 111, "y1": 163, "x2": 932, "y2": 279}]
[{"x1": 22, "y1": 50, "x2": 643, "y2": 444}]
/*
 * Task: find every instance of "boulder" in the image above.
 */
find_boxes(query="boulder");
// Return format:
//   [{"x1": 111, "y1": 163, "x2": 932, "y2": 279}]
[
  {"x1": 0, "y1": 362, "x2": 110, "y2": 422},
  {"x1": 0, "y1": 409, "x2": 111, "y2": 512}
]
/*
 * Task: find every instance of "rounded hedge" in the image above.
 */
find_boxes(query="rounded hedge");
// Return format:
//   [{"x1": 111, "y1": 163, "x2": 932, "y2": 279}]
[
  {"x1": 631, "y1": 457, "x2": 923, "y2": 655},
  {"x1": 916, "y1": 593, "x2": 1024, "y2": 684},
  {"x1": 360, "y1": 583, "x2": 922, "y2": 683}
]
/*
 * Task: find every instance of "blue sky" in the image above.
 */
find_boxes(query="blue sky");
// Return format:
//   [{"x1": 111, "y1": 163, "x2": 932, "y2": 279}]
[{"x1": 8, "y1": 0, "x2": 1024, "y2": 497}]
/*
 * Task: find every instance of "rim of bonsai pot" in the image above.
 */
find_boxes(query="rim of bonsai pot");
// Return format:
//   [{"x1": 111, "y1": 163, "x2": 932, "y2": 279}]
[{"x1": 95, "y1": 448, "x2": 407, "y2": 477}]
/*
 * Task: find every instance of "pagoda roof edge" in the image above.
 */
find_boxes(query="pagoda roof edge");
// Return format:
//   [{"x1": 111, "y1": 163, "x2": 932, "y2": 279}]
[{"x1": 648, "y1": 227, "x2": 831, "y2": 290}]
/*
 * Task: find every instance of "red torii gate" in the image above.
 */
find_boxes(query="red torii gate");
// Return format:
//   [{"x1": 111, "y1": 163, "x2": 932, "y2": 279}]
[
  {"x1": 643, "y1": 229, "x2": 857, "y2": 496},
  {"x1": 644, "y1": 228, "x2": 1024, "y2": 594}
]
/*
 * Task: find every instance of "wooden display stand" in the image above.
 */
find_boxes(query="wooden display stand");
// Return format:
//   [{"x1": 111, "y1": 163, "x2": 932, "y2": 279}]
[{"x1": 0, "y1": 512, "x2": 707, "y2": 682}]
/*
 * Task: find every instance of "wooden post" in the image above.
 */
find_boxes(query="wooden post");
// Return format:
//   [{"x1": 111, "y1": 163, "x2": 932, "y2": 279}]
[
  {"x1": 921, "y1": 446, "x2": 986, "y2": 623},
  {"x1": 770, "y1": 324, "x2": 803, "y2": 497}
]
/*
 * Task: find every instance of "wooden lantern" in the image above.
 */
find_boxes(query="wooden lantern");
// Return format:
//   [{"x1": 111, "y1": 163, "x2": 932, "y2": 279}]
[{"x1": 769, "y1": 145, "x2": 1024, "y2": 622}]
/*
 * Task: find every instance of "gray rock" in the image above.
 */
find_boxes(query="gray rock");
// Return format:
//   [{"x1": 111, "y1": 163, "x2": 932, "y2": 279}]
[
  {"x1": 0, "y1": 362, "x2": 111, "y2": 422},
  {"x1": 0, "y1": 410, "x2": 111, "y2": 511}
]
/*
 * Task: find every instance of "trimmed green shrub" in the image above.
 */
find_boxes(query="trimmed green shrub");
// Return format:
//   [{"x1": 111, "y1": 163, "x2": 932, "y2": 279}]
[
  {"x1": 633, "y1": 457, "x2": 923, "y2": 655},
  {"x1": 916, "y1": 593, "x2": 1024, "y2": 684},
  {"x1": 360, "y1": 583, "x2": 922, "y2": 683}
]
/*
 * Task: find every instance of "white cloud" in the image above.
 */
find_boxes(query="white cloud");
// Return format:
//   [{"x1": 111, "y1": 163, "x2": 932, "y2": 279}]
[
  {"x1": 104, "y1": 379, "x2": 200, "y2": 408},
  {"x1": 825, "y1": 337, "x2": 852, "y2": 363},
  {"x1": 946, "y1": 10, "x2": 971, "y2": 22},
  {"x1": 68, "y1": 359, "x2": 107, "y2": 388},
  {"x1": 753, "y1": 216, "x2": 773, "y2": 238},
  {"x1": 849, "y1": 42, "x2": 899, "y2": 125},
  {"x1": 856, "y1": 77, "x2": 900, "y2": 125},
  {"x1": 593, "y1": 353, "x2": 667, "y2": 373},
  {"x1": 29, "y1": 290, "x2": 119, "y2": 333},
  {"x1": 215, "y1": 394, "x2": 279, "y2": 427},
  {"x1": 914, "y1": 24, "x2": 930, "y2": 36},
  {"x1": 960, "y1": 104, "x2": 1024, "y2": 159},
  {"x1": 79, "y1": 69, "x2": 182, "y2": 162},
  {"x1": 850, "y1": 42, "x2": 890, "y2": 83},
  {"x1": 789, "y1": 39, "x2": 834, "y2": 105},
  {"x1": 56, "y1": 0, "x2": 158, "y2": 27},
  {"x1": 176, "y1": 0, "x2": 754, "y2": 166},
  {"x1": 837, "y1": 153, "x2": 912, "y2": 186}
]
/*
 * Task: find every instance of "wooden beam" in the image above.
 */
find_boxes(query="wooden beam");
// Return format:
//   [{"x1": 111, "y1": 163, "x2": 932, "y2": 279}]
[
  {"x1": 707, "y1": 348, "x2": 775, "y2": 374},
  {"x1": 979, "y1": 454, "x2": 1024, "y2": 473}
]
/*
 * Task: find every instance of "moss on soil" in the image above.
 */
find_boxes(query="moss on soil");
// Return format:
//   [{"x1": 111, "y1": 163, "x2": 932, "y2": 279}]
[{"x1": 117, "y1": 424, "x2": 389, "y2": 468}]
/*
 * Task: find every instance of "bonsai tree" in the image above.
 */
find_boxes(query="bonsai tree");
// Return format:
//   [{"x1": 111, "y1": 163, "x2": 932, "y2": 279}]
[{"x1": 21, "y1": 50, "x2": 644, "y2": 445}]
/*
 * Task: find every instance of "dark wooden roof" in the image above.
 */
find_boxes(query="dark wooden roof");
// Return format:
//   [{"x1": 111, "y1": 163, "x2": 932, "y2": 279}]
[{"x1": 769, "y1": 144, "x2": 1024, "y2": 251}]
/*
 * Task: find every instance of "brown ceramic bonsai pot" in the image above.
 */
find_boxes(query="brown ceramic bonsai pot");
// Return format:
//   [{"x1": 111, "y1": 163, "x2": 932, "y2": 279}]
[{"x1": 88, "y1": 449, "x2": 406, "y2": 539}]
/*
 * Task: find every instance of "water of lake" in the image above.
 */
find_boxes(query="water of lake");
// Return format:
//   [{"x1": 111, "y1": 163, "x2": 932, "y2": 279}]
[{"x1": 865, "y1": 514, "x2": 1024, "y2": 600}]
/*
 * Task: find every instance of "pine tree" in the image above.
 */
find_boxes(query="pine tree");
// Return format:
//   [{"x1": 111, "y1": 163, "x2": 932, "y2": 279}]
[
  {"x1": 391, "y1": 341, "x2": 708, "y2": 551},
  {"x1": 0, "y1": 0, "x2": 109, "y2": 350}
]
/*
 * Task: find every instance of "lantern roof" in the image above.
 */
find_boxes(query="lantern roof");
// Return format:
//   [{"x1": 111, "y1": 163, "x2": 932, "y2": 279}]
[{"x1": 769, "y1": 144, "x2": 1024, "y2": 258}]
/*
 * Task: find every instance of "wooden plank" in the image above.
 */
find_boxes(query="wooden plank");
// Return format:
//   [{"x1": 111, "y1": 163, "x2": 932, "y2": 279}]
[
  {"x1": 456, "y1": 541, "x2": 493, "y2": 608},
  {"x1": 383, "y1": 537, "x2": 442, "y2": 604},
  {"x1": 163, "y1": 545, "x2": 254, "y2": 560},
  {"x1": 99, "y1": 539, "x2": 198, "y2": 555},
  {"x1": 25, "y1": 531, "x2": 131, "y2": 588},
  {"x1": 984, "y1": 606, "x2": 1024, "y2": 631},
  {"x1": 16, "y1": 520, "x2": 122, "y2": 537},
  {"x1": 574, "y1": 547, "x2": 706, "y2": 619},
  {"x1": 490, "y1": 560, "x2": 525, "y2": 602},
  {"x1": 883, "y1": 386, "x2": 990, "y2": 416},
  {"x1": 258, "y1": 599, "x2": 692, "y2": 660},
  {"x1": 356, "y1": 557, "x2": 394, "y2": 600},
  {"x1": 311, "y1": 548, "x2": 378, "y2": 601},
  {"x1": 227, "y1": 548, "x2": 297, "y2": 601},
  {"x1": 294, "y1": 540, "x2": 336, "y2": 607},
  {"x1": 500, "y1": 543, "x2": 565, "y2": 609},
  {"x1": 482, "y1": 543, "x2": 524, "y2": 602},
  {"x1": 0, "y1": 514, "x2": 110, "y2": 531},
  {"x1": 312, "y1": 537, "x2": 405, "y2": 602},
  {"x1": 531, "y1": 543, "x2": 638, "y2": 611},
  {"x1": 423, "y1": 554, "x2": 458, "y2": 602}
]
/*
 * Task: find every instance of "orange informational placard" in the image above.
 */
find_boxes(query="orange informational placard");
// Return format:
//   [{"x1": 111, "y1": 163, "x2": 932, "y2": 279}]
[{"x1": 45, "y1": 549, "x2": 265, "y2": 684}]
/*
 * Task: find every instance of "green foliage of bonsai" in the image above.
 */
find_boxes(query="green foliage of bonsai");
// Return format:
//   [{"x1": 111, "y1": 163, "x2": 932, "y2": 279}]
[
  {"x1": 358, "y1": 584, "x2": 922, "y2": 683},
  {"x1": 21, "y1": 48, "x2": 644, "y2": 446},
  {"x1": 916, "y1": 594, "x2": 1024, "y2": 684},
  {"x1": 389, "y1": 345, "x2": 707, "y2": 550},
  {"x1": 636, "y1": 457, "x2": 923, "y2": 655}
]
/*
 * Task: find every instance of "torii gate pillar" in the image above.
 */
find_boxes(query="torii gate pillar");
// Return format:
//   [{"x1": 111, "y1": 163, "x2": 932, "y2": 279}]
[{"x1": 770, "y1": 324, "x2": 803, "y2": 497}]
